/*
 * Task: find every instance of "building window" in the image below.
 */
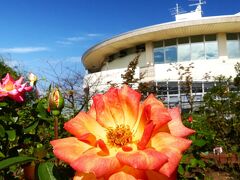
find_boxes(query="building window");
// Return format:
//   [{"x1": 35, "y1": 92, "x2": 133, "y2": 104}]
[
  {"x1": 227, "y1": 33, "x2": 240, "y2": 59},
  {"x1": 165, "y1": 39, "x2": 177, "y2": 63},
  {"x1": 190, "y1": 35, "x2": 205, "y2": 60},
  {"x1": 205, "y1": 34, "x2": 218, "y2": 59},
  {"x1": 178, "y1": 37, "x2": 190, "y2": 61},
  {"x1": 165, "y1": 47, "x2": 177, "y2": 63},
  {"x1": 153, "y1": 34, "x2": 218, "y2": 64},
  {"x1": 153, "y1": 41, "x2": 164, "y2": 64}
]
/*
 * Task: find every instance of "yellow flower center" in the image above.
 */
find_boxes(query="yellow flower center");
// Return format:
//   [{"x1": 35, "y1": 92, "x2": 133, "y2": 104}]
[
  {"x1": 5, "y1": 82, "x2": 14, "y2": 91},
  {"x1": 106, "y1": 124, "x2": 132, "y2": 147}
]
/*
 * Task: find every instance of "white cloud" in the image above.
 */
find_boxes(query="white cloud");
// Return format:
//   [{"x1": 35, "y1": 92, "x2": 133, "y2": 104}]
[
  {"x1": 66, "y1": 36, "x2": 85, "y2": 42},
  {"x1": 56, "y1": 41, "x2": 73, "y2": 45},
  {"x1": 0, "y1": 47, "x2": 49, "y2": 54},
  {"x1": 56, "y1": 33, "x2": 103, "y2": 46},
  {"x1": 86, "y1": 33, "x2": 102, "y2": 37}
]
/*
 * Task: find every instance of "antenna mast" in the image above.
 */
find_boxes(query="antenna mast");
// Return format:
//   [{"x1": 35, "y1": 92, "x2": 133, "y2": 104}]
[
  {"x1": 189, "y1": 0, "x2": 206, "y2": 14},
  {"x1": 170, "y1": 3, "x2": 186, "y2": 17}
]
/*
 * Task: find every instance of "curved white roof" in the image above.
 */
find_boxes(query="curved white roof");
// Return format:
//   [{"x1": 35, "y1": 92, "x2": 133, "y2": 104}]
[{"x1": 82, "y1": 14, "x2": 240, "y2": 72}]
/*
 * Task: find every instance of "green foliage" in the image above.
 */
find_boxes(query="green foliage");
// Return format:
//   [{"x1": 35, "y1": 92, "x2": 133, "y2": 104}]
[
  {"x1": 179, "y1": 65, "x2": 240, "y2": 179},
  {"x1": 178, "y1": 114, "x2": 215, "y2": 179},
  {"x1": 0, "y1": 59, "x2": 19, "y2": 79},
  {"x1": 38, "y1": 162, "x2": 56, "y2": 180},
  {"x1": 202, "y1": 75, "x2": 240, "y2": 151},
  {"x1": 0, "y1": 72, "x2": 69, "y2": 178},
  {"x1": 0, "y1": 156, "x2": 36, "y2": 170}
]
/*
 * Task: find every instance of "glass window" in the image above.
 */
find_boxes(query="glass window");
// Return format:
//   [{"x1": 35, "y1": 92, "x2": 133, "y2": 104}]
[
  {"x1": 154, "y1": 48, "x2": 164, "y2": 64},
  {"x1": 168, "y1": 82, "x2": 178, "y2": 94},
  {"x1": 192, "y1": 82, "x2": 203, "y2": 93},
  {"x1": 191, "y1": 35, "x2": 204, "y2": 43},
  {"x1": 205, "y1": 34, "x2": 217, "y2": 41},
  {"x1": 227, "y1": 33, "x2": 238, "y2": 40},
  {"x1": 165, "y1": 46, "x2": 177, "y2": 63},
  {"x1": 227, "y1": 33, "x2": 240, "y2": 59},
  {"x1": 178, "y1": 43, "x2": 190, "y2": 61},
  {"x1": 191, "y1": 42, "x2": 205, "y2": 60},
  {"x1": 165, "y1": 38, "x2": 176, "y2": 46},
  {"x1": 205, "y1": 41, "x2": 218, "y2": 59},
  {"x1": 227, "y1": 41, "x2": 240, "y2": 58},
  {"x1": 154, "y1": 41, "x2": 163, "y2": 48},
  {"x1": 204, "y1": 82, "x2": 214, "y2": 92},
  {"x1": 191, "y1": 35, "x2": 204, "y2": 60},
  {"x1": 178, "y1": 37, "x2": 189, "y2": 44},
  {"x1": 157, "y1": 82, "x2": 168, "y2": 95}
]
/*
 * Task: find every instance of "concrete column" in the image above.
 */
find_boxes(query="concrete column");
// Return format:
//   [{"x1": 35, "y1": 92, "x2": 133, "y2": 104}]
[
  {"x1": 218, "y1": 33, "x2": 228, "y2": 61},
  {"x1": 145, "y1": 42, "x2": 154, "y2": 66}
]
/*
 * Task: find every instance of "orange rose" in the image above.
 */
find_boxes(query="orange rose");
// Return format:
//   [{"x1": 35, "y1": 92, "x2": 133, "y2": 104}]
[{"x1": 51, "y1": 85, "x2": 194, "y2": 179}]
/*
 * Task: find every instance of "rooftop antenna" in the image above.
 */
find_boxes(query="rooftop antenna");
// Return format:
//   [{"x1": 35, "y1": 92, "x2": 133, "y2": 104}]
[
  {"x1": 170, "y1": 3, "x2": 186, "y2": 17},
  {"x1": 189, "y1": 0, "x2": 206, "y2": 14}
]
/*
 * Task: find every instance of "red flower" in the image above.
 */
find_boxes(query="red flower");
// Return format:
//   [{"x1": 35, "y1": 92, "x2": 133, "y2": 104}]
[
  {"x1": 51, "y1": 85, "x2": 195, "y2": 179},
  {"x1": 0, "y1": 73, "x2": 32, "y2": 102},
  {"x1": 188, "y1": 116, "x2": 193, "y2": 123}
]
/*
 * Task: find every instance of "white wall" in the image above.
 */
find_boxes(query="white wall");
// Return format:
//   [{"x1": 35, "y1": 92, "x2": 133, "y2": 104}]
[
  {"x1": 101, "y1": 52, "x2": 146, "y2": 71},
  {"x1": 154, "y1": 59, "x2": 240, "y2": 81}
]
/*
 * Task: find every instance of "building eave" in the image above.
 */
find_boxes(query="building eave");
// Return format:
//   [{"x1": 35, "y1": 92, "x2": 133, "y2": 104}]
[{"x1": 82, "y1": 14, "x2": 240, "y2": 72}]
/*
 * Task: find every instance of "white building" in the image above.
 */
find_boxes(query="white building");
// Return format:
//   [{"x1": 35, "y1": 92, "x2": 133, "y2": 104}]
[{"x1": 82, "y1": 4, "x2": 240, "y2": 108}]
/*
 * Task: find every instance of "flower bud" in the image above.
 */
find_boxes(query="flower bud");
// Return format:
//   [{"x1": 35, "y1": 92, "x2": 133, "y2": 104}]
[
  {"x1": 188, "y1": 115, "x2": 193, "y2": 123},
  {"x1": 48, "y1": 87, "x2": 64, "y2": 116},
  {"x1": 28, "y1": 73, "x2": 38, "y2": 86}
]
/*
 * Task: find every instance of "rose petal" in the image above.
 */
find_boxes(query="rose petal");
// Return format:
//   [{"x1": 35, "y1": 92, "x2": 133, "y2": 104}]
[
  {"x1": 109, "y1": 171, "x2": 136, "y2": 180},
  {"x1": 167, "y1": 107, "x2": 195, "y2": 137},
  {"x1": 151, "y1": 132, "x2": 192, "y2": 177},
  {"x1": 158, "y1": 148, "x2": 182, "y2": 177},
  {"x1": 87, "y1": 103, "x2": 96, "y2": 118},
  {"x1": 143, "y1": 94, "x2": 172, "y2": 132},
  {"x1": 8, "y1": 94, "x2": 24, "y2": 102},
  {"x1": 110, "y1": 166, "x2": 147, "y2": 180},
  {"x1": 71, "y1": 149, "x2": 122, "y2": 178},
  {"x1": 118, "y1": 85, "x2": 141, "y2": 129},
  {"x1": 96, "y1": 139, "x2": 109, "y2": 155},
  {"x1": 2, "y1": 73, "x2": 15, "y2": 87},
  {"x1": 137, "y1": 121, "x2": 155, "y2": 150},
  {"x1": 50, "y1": 137, "x2": 92, "y2": 164},
  {"x1": 93, "y1": 88, "x2": 125, "y2": 127},
  {"x1": 146, "y1": 169, "x2": 177, "y2": 180},
  {"x1": 64, "y1": 112, "x2": 106, "y2": 145},
  {"x1": 151, "y1": 132, "x2": 192, "y2": 153},
  {"x1": 116, "y1": 148, "x2": 168, "y2": 170},
  {"x1": 73, "y1": 172, "x2": 105, "y2": 180},
  {"x1": 14, "y1": 76, "x2": 24, "y2": 86}
]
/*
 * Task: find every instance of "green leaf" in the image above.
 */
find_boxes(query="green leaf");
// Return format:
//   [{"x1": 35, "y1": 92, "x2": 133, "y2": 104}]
[
  {"x1": 0, "y1": 152, "x2": 5, "y2": 158},
  {"x1": 6, "y1": 130, "x2": 16, "y2": 141},
  {"x1": 193, "y1": 139, "x2": 207, "y2": 147},
  {"x1": 0, "y1": 156, "x2": 36, "y2": 170},
  {"x1": 178, "y1": 164, "x2": 185, "y2": 175},
  {"x1": 0, "y1": 125, "x2": 5, "y2": 138},
  {"x1": 189, "y1": 158, "x2": 198, "y2": 167},
  {"x1": 23, "y1": 120, "x2": 39, "y2": 133},
  {"x1": 0, "y1": 102, "x2": 8, "y2": 107},
  {"x1": 38, "y1": 162, "x2": 56, "y2": 180}
]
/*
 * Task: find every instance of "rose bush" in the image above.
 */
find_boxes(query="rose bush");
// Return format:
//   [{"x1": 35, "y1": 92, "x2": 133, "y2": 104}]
[{"x1": 51, "y1": 85, "x2": 194, "y2": 179}]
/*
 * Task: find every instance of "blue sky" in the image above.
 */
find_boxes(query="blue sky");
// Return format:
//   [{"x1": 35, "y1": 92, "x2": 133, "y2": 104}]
[{"x1": 0, "y1": 0, "x2": 240, "y2": 82}]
